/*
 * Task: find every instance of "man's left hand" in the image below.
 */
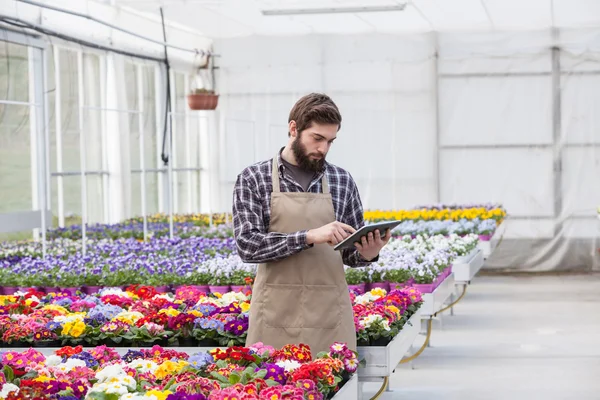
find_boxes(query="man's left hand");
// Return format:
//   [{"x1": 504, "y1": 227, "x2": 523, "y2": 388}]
[{"x1": 354, "y1": 229, "x2": 392, "y2": 261}]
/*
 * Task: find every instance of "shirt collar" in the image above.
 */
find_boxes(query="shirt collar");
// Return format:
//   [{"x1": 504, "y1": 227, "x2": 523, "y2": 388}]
[{"x1": 276, "y1": 147, "x2": 327, "y2": 188}]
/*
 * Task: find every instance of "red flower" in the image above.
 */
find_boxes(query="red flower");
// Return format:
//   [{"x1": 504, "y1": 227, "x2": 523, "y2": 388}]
[{"x1": 56, "y1": 345, "x2": 83, "y2": 357}]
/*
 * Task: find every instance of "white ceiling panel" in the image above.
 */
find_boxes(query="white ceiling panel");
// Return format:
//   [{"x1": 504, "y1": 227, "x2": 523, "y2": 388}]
[
  {"x1": 554, "y1": 0, "x2": 600, "y2": 28},
  {"x1": 118, "y1": 0, "x2": 600, "y2": 38},
  {"x1": 483, "y1": 0, "x2": 553, "y2": 30}
]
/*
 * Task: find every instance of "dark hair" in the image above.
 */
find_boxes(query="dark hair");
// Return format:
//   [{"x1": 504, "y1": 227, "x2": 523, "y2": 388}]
[{"x1": 288, "y1": 93, "x2": 342, "y2": 136}]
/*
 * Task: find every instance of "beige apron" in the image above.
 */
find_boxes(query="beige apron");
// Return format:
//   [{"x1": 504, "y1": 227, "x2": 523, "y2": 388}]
[{"x1": 246, "y1": 156, "x2": 357, "y2": 355}]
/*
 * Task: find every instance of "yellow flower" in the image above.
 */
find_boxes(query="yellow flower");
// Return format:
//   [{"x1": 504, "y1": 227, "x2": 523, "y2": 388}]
[
  {"x1": 158, "y1": 308, "x2": 180, "y2": 317},
  {"x1": 385, "y1": 305, "x2": 400, "y2": 317},
  {"x1": 0, "y1": 295, "x2": 18, "y2": 305},
  {"x1": 34, "y1": 375, "x2": 52, "y2": 382},
  {"x1": 69, "y1": 321, "x2": 86, "y2": 338},
  {"x1": 42, "y1": 305, "x2": 69, "y2": 315},
  {"x1": 240, "y1": 302, "x2": 251, "y2": 313},
  {"x1": 155, "y1": 360, "x2": 187, "y2": 380},
  {"x1": 61, "y1": 322, "x2": 73, "y2": 336},
  {"x1": 370, "y1": 288, "x2": 386, "y2": 297},
  {"x1": 145, "y1": 390, "x2": 172, "y2": 400}
]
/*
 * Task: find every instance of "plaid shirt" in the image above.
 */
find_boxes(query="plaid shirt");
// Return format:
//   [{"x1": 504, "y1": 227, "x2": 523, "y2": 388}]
[{"x1": 232, "y1": 149, "x2": 374, "y2": 267}]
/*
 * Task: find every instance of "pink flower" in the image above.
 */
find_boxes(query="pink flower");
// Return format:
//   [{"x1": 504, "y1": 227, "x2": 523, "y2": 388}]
[
  {"x1": 248, "y1": 342, "x2": 275, "y2": 357},
  {"x1": 208, "y1": 387, "x2": 246, "y2": 400},
  {"x1": 259, "y1": 386, "x2": 283, "y2": 399}
]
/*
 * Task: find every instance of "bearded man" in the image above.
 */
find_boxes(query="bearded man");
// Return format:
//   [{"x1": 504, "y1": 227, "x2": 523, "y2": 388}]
[{"x1": 232, "y1": 93, "x2": 391, "y2": 353}]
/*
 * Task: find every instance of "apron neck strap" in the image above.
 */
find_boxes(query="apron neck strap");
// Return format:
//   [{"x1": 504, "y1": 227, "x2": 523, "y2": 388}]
[
  {"x1": 321, "y1": 174, "x2": 329, "y2": 194},
  {"x1": 272, "y1": 153, "x2": 330, "y2": 194}
]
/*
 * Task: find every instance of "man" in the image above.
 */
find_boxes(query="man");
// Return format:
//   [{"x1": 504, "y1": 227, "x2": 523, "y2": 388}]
[{"x1": 232, "y1": 93, "x2": 391, "y2": 354}]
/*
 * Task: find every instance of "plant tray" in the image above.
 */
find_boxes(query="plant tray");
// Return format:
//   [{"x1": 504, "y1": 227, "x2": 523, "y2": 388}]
[
  {"x1": 477, "y1": 221, "x2": 505, "y2": 258},
  {"x1": 332, "y1": 372, "x2": 358, "y2": 399},
  {"x1": 419, "y1": 273, "x2": 455, "y2": 317},
  {"x1": 356, "y1": 309, "x2": 422, "y2": 380},
  {"x1": 452, "y1": 248, "x2": 484, "y2": 283}
]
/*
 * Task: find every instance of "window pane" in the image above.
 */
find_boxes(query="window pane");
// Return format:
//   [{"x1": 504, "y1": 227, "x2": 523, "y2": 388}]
[
  {"x1": 175, "y1": 171, "x2": 189, "y2": 213},
  {"x1": 0, "y1": 104, "x2": 31, "y2": 213},
  {"x1": 59, "y1": 49, "x2": 80, "y2": 172},
  {"x1": 131, "y1": 172, "x2": 159, "y2": 217},
  {"x1": 83, "y1": 54, "x2": 103, "y2": 171},
  {"x1": 125, "y1": 61, "x2": 138, "y2": 112},
  {"x1": 62, "y1": 175, "x2": 82, "y2": 218},
  {"x1": 87, "y1": 175, "x2": 104, "y2": 223},
  {"x1": 0, "y1": 41, "x2": 28, "y2": 103},
  {"x1": 83, "y1": 109, "x2": 104, "y2": 171},
  {"x1": 142, "y1": 65, "x2": 157, "y2": 169}
]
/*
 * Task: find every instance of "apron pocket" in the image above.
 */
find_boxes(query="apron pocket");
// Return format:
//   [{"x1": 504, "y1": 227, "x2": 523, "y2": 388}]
[
  {"x1": 263, "y1": 284, "x2": 303, "y2": 328},
  {"x1": 303, "y1": 284, "x2": 342, "y2": 330}
]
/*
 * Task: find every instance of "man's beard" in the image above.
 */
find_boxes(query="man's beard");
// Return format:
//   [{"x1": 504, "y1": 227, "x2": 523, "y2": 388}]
[{"x1": 291, "y1": 134, "x2": 326, "y2": 173}]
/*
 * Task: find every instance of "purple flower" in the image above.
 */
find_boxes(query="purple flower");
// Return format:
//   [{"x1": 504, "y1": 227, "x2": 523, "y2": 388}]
[
  {"x1": 257, "y1": 363, "x2": 286, "y2": 385},
  {"x1": 187, "y1": 352, "x2": 214, "y2": 369},
  {"x1": 224, "y1": 315, "x2": 249, "y2": 336},
  {"x1": 167, "y1": 394, "x2": 207, "y2": 400},
  {"x1": 122, "y1": 350, "x2": 144, "y2": 363}
]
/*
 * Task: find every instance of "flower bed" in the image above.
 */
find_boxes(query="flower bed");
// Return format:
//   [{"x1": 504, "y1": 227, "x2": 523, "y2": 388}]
[
  {"x1": 0, "y1": 284, "x2": 421, "y2": 350},
  {"x1": 0, "y1": 342, "x2": 357, "y2": 399},
  {"x1": 1, "y1": 233, "x2": 471, "y2": 292},
  {"x1": 364, "y1": 206, "x2": 506, "y2": 224},
  {"x1": 389, "y1": 219, "x2": 498, "y2": 238},
  {"x1": 0, "y1": 238, "x2": 239, "y2": 289},
  {"x1": 345, "y1": 234, "x2": 478, "y2": 293}
]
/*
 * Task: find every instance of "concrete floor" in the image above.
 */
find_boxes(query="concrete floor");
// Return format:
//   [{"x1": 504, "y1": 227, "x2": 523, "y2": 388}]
[{"x1": 360, "y1": 274, "x2": 600, "y2": 400}]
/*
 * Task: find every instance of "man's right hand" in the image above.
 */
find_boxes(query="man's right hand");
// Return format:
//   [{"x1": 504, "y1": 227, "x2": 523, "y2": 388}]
[{"x1": 306, "y1": 222, "x2": 356, "y2": 246}]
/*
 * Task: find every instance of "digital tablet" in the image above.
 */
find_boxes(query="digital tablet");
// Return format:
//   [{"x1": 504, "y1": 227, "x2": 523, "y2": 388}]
[{"x1": 333, "y1": 220, "x2": 402, "y2": 251}]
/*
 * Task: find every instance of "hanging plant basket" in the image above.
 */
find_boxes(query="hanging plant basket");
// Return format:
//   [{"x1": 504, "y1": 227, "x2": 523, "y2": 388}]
[{"x1": 187, "y1": 90, "x2": 219, "y2": 110}]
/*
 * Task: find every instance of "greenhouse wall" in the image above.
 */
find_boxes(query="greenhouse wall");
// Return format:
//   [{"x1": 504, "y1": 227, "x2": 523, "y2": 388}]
[{"x1": 214, "y1": 29, "x2": 600, "y2": 271}]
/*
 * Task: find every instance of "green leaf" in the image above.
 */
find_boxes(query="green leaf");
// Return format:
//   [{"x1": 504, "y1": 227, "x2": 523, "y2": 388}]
[
  {"x1": 228, "y1": 372, "x2": 241, "y2": 384},
  {"x1": 210, "y1": 371, "x2": 231, "y2": 384},
  {"x1": 3, "y1": 366, "x2": 14, "y2": 383},
  {"x1": 163, "y1": 376, "x2": 178, "y2": 391},
  {"x1": 255, "y1": 369, "x2": 267, "y2": 379},
  {"x1": 265, "y1": 379, "x2": 280, "y2": 387}
]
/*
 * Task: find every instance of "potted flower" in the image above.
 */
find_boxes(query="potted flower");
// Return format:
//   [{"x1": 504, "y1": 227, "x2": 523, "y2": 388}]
[
  {"x1": 345, "y1": 267, "x2": 367, "y2": 294},
  {"x1": 386, "y1": 268, "x2": 413, "y2": 290},
  {"x1": 187, "y1": 88, "x2": 219, "y2": 110},
  {"x1": 230, "y1": 270, "x2": 254, "y2": 293},
  {"x1": 57, "y1": 272, "x2": 83, "y2": 295},
  {"x1": 130, "y1": 322, "x2": 173, "y2": 347},
  {"x1": 187, "y1": 54, "x2": 219, "y2": 110}
]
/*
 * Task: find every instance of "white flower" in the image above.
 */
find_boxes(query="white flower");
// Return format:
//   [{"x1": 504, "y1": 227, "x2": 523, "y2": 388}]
[
  {"x1": 96, "y1": 363, "x2": 128, "y2": 383},
  {"x1": 44, "y1": 355, "x2": 63, "y2": 367},
  {"x1": 89, "y1": 382, "x2": 129, "y2": 396},
  {"x1": 360, "y1": 315, "x2": 391, "y2": 331},
  {"x1": 53, "y1": 358, "x2": 87, "y2": 373},
  {"x1": 152, "y1": 293, "x2": 174, "y2": 301},
  {"x1": 99, "y1": 288, "x2": 126, "y2": 296},
  {"x1": 127, "y1": 359, "x2": 158, "y2": 374},
  {"x1": 121, "y1": 394, "x2": 147, "y2": 400},
  {"x1": 0, "y1": 383, "x2": 19, "y2": 399},
  {"x1": 276, "y1": 360, "x2": 302, "y2": 372},
  {"x1": 354, "y1": 292, "x2": 380, "y2": 305},
  {"x1": 216, "y1": 291, "x2": 248, "y2": 307}
]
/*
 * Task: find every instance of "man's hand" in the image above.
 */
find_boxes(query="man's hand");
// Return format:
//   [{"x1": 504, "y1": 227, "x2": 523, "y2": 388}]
[
  {"x1": 306, "y1": 222, "x2": 356, "y2": 246},
  {"x1": 355, "y1": 229, "x2": 391, "y2": 261}
]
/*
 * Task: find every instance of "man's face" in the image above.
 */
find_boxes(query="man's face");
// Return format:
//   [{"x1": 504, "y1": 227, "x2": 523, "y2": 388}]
[{"x1": 291, "y1": 122, "x2": 338, "y2": 173}]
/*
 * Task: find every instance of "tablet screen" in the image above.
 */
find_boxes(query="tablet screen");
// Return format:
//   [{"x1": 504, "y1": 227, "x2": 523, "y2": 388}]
[{"x1": 333, "y1": 220, "x2": 401, "y2": 251}]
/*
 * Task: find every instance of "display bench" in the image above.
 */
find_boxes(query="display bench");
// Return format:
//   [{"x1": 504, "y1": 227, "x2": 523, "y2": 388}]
[
  {"x1": 8, "y1": 345, "x2": 358, "y2": 399},
  {"x1": 478, "y1": 221, "x2": 505, "y2": 259},
  {"x1": 452, "y1": 248, "x2": 484, "y2": 284},
  {"x1": 419, "y1": 272, "x2": 455, "y2": 318},
  {"x1": 356, "y1": 310, "x2": 422, "y2": 399}
]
